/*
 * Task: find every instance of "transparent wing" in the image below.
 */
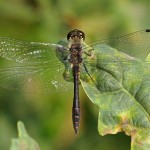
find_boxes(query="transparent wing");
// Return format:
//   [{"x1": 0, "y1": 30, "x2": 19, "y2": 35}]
[
  {"x1": 0, "y1": 37, "x2": 68, "y2": 63},
  {"x1": 82, "y1": 29, "x2": 150, "y2": 66},
  {"x1": 89, "y1": 29, "x2": 150, "y2": 61},
  {"x1": 0, "y1": 37, "x2": 73, "y2": 94}
]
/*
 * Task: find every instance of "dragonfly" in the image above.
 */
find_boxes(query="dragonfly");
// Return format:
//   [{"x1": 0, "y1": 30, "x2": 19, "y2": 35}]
[{"x1": 0, "y1": 29, "x2": 150, "y2": 134}]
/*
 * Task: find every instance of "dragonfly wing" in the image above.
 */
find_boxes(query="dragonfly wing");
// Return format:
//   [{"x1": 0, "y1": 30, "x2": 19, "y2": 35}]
[
  {"x1": 0, "y1": 63, "x2": 74, "y2": 94},
  {"x1": 0, "y1": 37, "x2": 68, "y2": 63},
  {"x1": 0, "y1": 37, "x2": 73, "y2": 94},
  {"x1": 89, "y1": 29, "x2": 150, "y2": 61}
]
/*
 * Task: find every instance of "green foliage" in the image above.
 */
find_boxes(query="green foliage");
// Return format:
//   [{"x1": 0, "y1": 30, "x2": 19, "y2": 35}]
[
  {"x1": 81, "y1": 45, "x2": 150, "y2": 150},
  {"x1": 10, "y1": 121, "x2": 40, "y2": 150}
]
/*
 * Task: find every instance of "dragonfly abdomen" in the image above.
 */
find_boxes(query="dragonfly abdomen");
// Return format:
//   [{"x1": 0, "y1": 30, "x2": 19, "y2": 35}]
[
  {"x1": 72, "y1": 65, "x2": 80, "y2": 134},
  {"x1": 72, "y1": 104, "x2": 80, "y2": 134}
]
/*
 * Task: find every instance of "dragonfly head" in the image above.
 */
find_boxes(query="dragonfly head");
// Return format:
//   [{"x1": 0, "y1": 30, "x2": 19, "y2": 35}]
[{"x1": 67, "y1": 29, "x2": 85, "y2": 41}]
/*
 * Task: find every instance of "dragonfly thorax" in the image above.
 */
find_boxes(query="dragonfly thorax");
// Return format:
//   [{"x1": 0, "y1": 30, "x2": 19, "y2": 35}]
[{"x1": 69, "y1": 45, "x2": 83, "y2": 64}]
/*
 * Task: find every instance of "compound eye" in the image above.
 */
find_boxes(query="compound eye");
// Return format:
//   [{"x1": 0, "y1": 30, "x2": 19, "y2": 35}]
[
  {"x1": 79, "y1": 32, "x2": 85, "y2": 40},
  {"x1": 67, "y1": 29, "x2": 85, "y2": 41},
  {"x1": 67, "y1": 32, "x2": 72, "y2": 40}
]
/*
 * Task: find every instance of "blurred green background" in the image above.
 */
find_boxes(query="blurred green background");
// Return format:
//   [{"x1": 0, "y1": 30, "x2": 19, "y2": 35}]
[{"x1": 0, "y1": 0, "x2": 149, "y2": 149}]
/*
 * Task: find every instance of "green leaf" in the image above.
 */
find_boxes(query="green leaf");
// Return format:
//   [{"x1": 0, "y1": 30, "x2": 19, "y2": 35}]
[
  {"x1": 81, "y1": 45, "x2": 150, "y2": 150},
  {"x1": 10, "y1": 121, "x2": 40, "y2": 150}
]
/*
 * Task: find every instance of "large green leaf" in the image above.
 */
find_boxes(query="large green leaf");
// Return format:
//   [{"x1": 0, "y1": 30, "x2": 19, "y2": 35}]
[
  {"x1": 81, "y1": 45, "x2": 150, "y2": 150},
  {"x1": 10, "y1": 121, "x2": 40, "y2": 150}
]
